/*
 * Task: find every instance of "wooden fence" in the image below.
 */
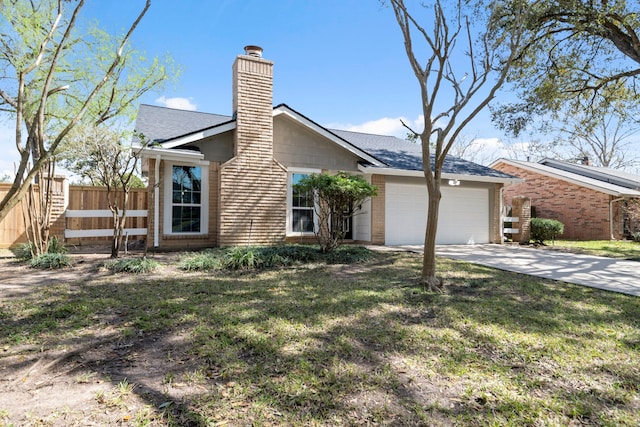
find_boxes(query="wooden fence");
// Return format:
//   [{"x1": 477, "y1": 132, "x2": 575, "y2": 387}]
[{"x1": 0, "y1": 180, "x2": 148, "y2": 248}]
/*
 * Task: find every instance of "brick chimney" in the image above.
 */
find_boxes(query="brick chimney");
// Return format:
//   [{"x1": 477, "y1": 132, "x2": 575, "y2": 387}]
[
  {"x1": 231, "y1": 45, "x2": 274, "y2": 160},
  {"x1": 218, "y1": 46, "x2": 287, "y2": 246}
]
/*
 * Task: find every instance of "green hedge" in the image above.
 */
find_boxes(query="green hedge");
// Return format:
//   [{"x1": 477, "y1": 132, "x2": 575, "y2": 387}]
[{"x1": 530, "y1": 217, "x2": 564, "y2": 244}]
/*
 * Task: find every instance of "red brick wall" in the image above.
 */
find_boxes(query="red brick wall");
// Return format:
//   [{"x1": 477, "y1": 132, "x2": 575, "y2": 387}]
[{"x1": 494, "y1": 163, "x2": 612, "y2": 240}]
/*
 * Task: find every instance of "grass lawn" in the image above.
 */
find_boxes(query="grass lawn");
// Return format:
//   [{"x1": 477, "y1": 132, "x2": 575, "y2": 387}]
[
  {"x1": 551, "y1": 240, "x2": 640, "y2": 260},
  {"x1": 1, "y1": 250, "x2": 639, "y2": 426}
]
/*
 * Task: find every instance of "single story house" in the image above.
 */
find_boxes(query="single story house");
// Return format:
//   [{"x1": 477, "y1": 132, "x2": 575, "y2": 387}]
[
  {"x1": 491, "y1": 158, "x2": 640, "y2": 240},
  {"x1": 135, "y1": 46, "x2": 520, "y2": 250}
]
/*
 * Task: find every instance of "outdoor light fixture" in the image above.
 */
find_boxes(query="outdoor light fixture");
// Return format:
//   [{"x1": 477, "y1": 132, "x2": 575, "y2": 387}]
[{"x1": 448, "y1": 179, "x2": 461, "y2": 186}]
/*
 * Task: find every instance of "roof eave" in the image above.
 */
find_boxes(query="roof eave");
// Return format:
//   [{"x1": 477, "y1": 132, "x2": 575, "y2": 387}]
[
  {"x1": 134, "y1": 145, "x2": 206, "y2": 162},
  {"x1": 492, "y1": 159, "x2": 640, "y2": 197},
  {"x1": 160, "y1": 121, "x2": 237, "y2": 148},
  {"x1": 358, "y1": 165, "x2": 523, "y2": 184}
]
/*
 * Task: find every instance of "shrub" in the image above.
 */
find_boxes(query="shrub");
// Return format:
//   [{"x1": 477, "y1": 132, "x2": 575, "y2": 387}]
[
  {"x1": 30, "y1": 253, "x2": 74, "y2": 269},
  {"x1": 530, "y1": 218, "x2": 564, "y2": 244},
  {"x1": 15, "y1": 236, "x2": 68, "y2": 261},
  {"x1": 47, "y1": 236, "x2": 68, "y2": 254},
  {"x1": 104, "y1": 257, "x2": 160, "y2": 274},
  {"x1": 223, "y1": 247, "x2": 260, "y2": 270},
  {"x1": 179, "y1": 250, "x2": 222, "y2": 271},
  {"x1": 14, "y1": 242, "x2": 36, "y2": 260},
  {"x1": 325, "y1": 245, "x2": 373, "y2": 264},
  {"x1": 177, "y1": 245, "x2": 372, "y2": 271},
  {"x1": 631, "y1": 231, "x2": 640, "y2": 243}
]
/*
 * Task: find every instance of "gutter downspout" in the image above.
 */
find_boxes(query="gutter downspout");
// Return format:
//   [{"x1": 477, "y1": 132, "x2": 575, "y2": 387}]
[
  {"x1": 154, "y1": 155, "x2": 161, "y2": 247},
  {"x1": 609, "y1": 197, "x2": 625, "y2": 240}
]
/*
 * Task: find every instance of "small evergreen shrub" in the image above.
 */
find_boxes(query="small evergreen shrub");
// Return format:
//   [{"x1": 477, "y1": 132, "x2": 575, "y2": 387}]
[
  {"x1": 631, "y1": 231, "x2": 640, "y2": 243},
  {"x1": 530, "y1": 218, "x2": 564, "y2": 244},
  {"x1": 30, "y1": 253, "x2": 74, "y2": 269},
  {"x1": 325, "y1": 245, "x2": 373, "y2": 264},
  {"x1": 104, "y1": 257, "x2": 160, "y2": 274}
]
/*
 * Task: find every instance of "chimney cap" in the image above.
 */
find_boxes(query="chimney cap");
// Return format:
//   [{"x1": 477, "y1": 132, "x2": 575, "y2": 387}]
[{"x1": 244, "y1": 45, "x2": 263, "y2": 57}]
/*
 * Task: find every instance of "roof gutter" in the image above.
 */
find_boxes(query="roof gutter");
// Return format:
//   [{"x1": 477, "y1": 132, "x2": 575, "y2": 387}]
[
  {"x1": 357, "y1": 164, "x2": 524, "y2": 184},
  {"x1": 134, "y1": 145, "x2": 205, "y2": 162}
]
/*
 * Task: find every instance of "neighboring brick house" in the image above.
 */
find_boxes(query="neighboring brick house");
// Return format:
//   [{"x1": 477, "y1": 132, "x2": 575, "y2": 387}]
[
  {"x1": 491, "y1": 158, "x2": 640, "y2": 240},
  {"x1": 135, "y1": 46, "x2": 520, "y2": 250}
]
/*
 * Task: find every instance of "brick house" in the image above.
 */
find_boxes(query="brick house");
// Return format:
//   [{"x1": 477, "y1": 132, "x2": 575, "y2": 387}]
[
  {"x1": 135, "y1": 46, "x2": 520, "y2": 250},
  {"x1": 491, "y1": 158, "x2": 640, "y2": 240}
]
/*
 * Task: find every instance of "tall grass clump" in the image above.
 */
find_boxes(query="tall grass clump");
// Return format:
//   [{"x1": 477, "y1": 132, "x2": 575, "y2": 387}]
[
  {"x1": 178, "y1": 245, "x2": 372, "y2": 271},
  {"x1": 103, "y1": 257, "x2": 160, "y2": 274}
]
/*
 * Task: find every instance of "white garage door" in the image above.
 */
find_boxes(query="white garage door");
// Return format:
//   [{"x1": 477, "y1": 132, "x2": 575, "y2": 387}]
[{"x1": 385, "y1": 181, "x2": 489, "y2": 245}]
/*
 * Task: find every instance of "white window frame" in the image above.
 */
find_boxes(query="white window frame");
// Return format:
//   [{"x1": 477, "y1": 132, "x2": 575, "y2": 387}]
[
  {"x1": 164, "y1": 160, "x2": 209, "y2": 236},
  {"x1": 286, "y1": 168, "x2": 320, "y2": 236}
]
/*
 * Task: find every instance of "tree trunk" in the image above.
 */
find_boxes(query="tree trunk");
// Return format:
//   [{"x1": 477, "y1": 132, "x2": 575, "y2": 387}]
[{"x1": 421, "y1": 180, "x2": 443, "y2": 291}]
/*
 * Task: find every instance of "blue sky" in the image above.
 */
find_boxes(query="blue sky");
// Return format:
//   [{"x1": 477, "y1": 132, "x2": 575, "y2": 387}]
[{"x1": 0, "y1": 0, "x2": 528, "y2": 177}]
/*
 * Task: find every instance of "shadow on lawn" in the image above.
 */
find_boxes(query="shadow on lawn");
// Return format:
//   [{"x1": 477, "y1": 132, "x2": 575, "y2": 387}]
[{"x1": 1, "y1": 253, "x2": 639, "y2": 425}]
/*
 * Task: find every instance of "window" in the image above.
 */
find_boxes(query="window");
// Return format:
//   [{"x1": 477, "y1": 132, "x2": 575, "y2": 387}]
[
  {"x1": 287, "y1": 169, "x2": 319, "y2": 235},
  {"x1": 292, "y1": 173, "x2": 314, "y2": 233},
  {"x1": 172, "y1": 165, "x2": 201, "y2": 232},
  {"x1": 164, "y1": 162, "x2": 208, "y2": 235}
]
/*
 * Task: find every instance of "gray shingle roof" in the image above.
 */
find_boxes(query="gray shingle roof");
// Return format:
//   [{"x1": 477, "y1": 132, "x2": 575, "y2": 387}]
[
  {"x1": 135, "y1": 104, "x2": 232, "y2": 143},
  {"x1": 539, "y1": 158, "x2": 640, "y2": 191},
  {"x1": 330, "y1": 128, "x2": 516, "y2": 179},
  {"x1": 134, "y1": 104, "x2": 517, "y2": 180}
]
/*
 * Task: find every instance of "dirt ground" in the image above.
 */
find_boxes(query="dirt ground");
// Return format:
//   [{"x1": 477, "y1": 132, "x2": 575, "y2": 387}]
[{"x1": 0, "y1": 250, "x2": 207, "y2": 426}]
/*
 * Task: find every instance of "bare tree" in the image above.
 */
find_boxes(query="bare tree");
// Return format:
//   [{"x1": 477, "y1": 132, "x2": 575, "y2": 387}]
[
  {"x1": 0, "y1": 0, "x2": 169, "y2": 226},
  {"x1": 389, "y1": 0, "x2": 531, "y2": 290},
  {"x1": 554, "y1": 98, "x2": 640, "y2": 169}
]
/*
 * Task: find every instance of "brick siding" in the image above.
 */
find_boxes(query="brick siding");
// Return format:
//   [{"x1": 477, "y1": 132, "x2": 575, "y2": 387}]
[{"x1": 494, "y1": 163, "x2": 615, "y2": 240}]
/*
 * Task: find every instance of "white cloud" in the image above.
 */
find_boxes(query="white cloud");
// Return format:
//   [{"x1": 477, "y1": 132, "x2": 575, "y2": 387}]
[
  {"x1": 155, "y1": 96, "x2": 197, "y2": 111},
  {"x1": 0, "y1": 120, "x2": 19, "y2": 179},
  {"x1": 327, "y1": 115, "x2": 424, "y2": 138}
]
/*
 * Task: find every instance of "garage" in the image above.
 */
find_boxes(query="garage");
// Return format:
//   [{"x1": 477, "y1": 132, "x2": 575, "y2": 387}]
[{"x1": 385, "y1": 179, "x2": 490, "y2": 245}]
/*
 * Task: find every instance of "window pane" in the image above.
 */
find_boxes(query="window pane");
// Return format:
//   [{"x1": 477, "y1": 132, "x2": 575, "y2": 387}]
[
  {"x1": 292, "y1": 173, "x2": 313, "y2": 208},
  {"x1": 172, "y1": 206, "x2": 201, "y2": 233},
  {"x1": 172, "y1": 166, "x2": 202, "y2": 204},
  {"x1": 292, "y1": 209, "x2": 314, "y2": 233}
]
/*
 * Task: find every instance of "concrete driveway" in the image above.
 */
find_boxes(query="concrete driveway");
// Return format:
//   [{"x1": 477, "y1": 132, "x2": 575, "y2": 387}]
[{"x1": 405, "y1": 244, "x2": 640, "y2": 296}]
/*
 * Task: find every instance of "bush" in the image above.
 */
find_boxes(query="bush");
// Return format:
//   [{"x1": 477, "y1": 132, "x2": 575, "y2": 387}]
[
  {"x1": 14, "y1": 242, "x2": 36, "y2": 260},
  {"x1": 15, "y1": 236, "x2": 68, "y2": 261},
  {"x1": 103, "y1": 257, "x2": 160, "y2": 274},
  {"x1": 178, "y1": 245, "x2": 372, "y2": 271},
  {"x1": 325, "y1": 245, "x2": 373, "y2": 264},
  {"x1": 179, "y1": 250, "x2": 223, "y2": 271},
  {"x1": 631, "y1": 231, "x2": 640, "y2": 243},
  {"x1": 530, "y1": 218, "x2": 564, "y2": 244},
  {"x1": 30, "y1": 253, "x2": 74, "y2": 269}
]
